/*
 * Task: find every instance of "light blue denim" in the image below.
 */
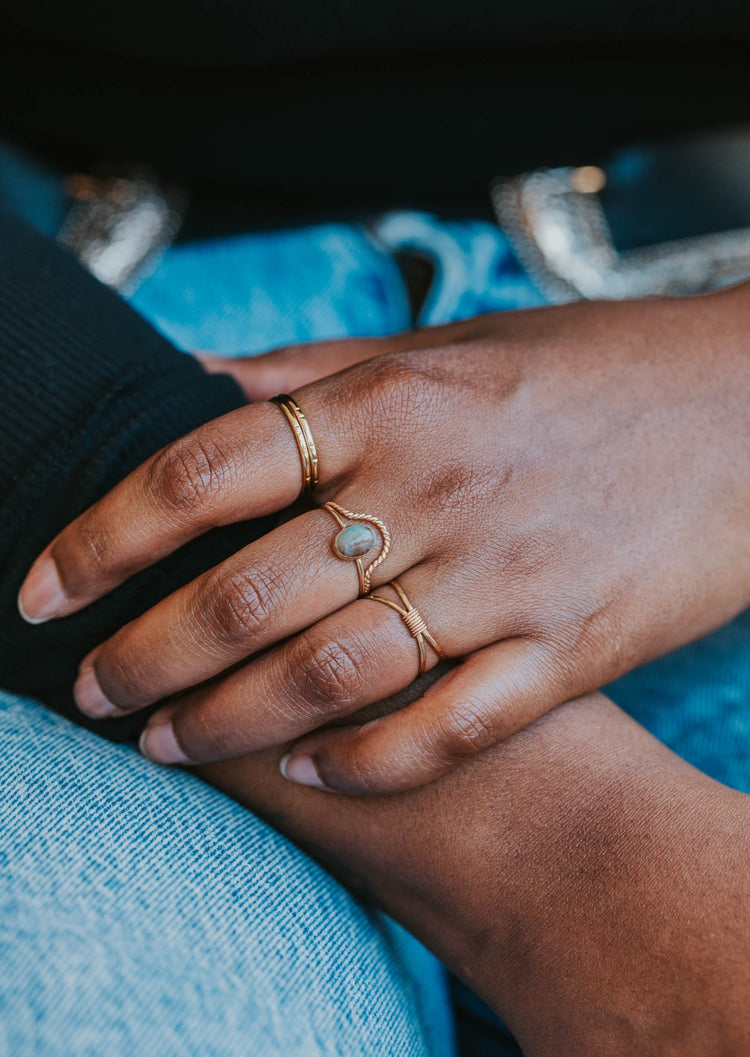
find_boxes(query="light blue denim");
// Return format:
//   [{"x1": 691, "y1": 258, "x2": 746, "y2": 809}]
[
  {"x1": 0, "y1": 693, "x2": 451, "y2": 1057},
  {"x1": 2, "y1": 138, "x2": 750, "y2": 1057}
]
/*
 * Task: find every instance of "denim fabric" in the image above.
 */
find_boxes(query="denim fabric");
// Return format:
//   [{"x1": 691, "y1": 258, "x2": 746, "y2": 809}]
[
  {"x1": 608, "y1": 608, "x2": 750, "y2": 793},
  {"x1": 0, "y1": 693, "x2": 452, "y2": 1057}
]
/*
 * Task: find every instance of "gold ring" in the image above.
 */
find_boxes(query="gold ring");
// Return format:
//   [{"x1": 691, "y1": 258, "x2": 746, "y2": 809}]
[
  {"x1": 271, "y1": 394, "x2": 319, "y2": 493},
  {"x1": 367, "y1": 579, "x2": 445, "y2": 675},
  {"x1": 323, "y1": 501, "x2": 391, "y2": 596}
]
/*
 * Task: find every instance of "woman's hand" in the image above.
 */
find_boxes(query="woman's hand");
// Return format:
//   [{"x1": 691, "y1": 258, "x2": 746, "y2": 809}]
[
  {"x1": 198, "y1": 689, "x2": 750, "y2": 1052},
  {"x1": 201, "y1": 690, "x2": 750, "y2": 1056},
  {"x1": 18, "y1": 287, "x2": 750, "y2": 793}
]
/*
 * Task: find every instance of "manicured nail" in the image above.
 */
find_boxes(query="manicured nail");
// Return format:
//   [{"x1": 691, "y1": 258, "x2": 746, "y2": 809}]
[
  {"x1": 18, "y1": 559, "x2": 67, "y2": 623},
  {"x1": 139, "y1": 722, "x2": 191, "y2": 765},
  {"x1": 279, "y1": 752, "x2": 327, "y2": 789},
  {"x1": 74, "y1": 664, "x2": 121, "y2": 719}
]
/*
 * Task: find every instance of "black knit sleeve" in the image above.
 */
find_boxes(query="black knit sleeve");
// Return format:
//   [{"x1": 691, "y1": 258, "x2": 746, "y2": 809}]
[{"x1": 0, "y1": 208, "x2": 271, "y2": 740}]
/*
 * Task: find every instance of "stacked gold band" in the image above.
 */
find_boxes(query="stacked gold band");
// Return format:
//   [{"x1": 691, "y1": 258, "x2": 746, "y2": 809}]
[
  {"x1": 271, "y1": 394, "x2": 319, "y2": 493},
  {"x1": 367, "y1": 579, "x2": 444, "y2": 675}
]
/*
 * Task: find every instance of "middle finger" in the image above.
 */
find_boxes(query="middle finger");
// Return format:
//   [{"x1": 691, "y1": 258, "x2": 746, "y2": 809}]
[{"x1": 74, "y1": 504, "x2": 420, "y2": 718}]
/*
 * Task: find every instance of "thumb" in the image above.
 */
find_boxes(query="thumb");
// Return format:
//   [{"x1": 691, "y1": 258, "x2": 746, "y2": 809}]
[
  {"x1": 196, "y1": 335, "x2": 405, "y2": 401},
  {"x1": 194, "y1": 317, "x2": 481, "y2": 401},
  {"x1": 279, "y1": 639, "x2": 570, "y2": 795}
]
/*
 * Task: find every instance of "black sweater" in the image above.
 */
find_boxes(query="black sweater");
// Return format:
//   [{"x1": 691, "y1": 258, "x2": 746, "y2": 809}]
[{"x1": 0, "y1": 207, "x2": 271, "y2": 738}]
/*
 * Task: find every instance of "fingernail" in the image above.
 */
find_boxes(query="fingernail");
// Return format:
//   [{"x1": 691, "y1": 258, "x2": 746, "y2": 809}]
[
  {"x1": 18, "y1": 559, "x2": 67, "y2": 623},
  {"x1": 139, "y1": 722, "x2": 191, "y2": 766},
  {"x1": 74, "y1": 665, "x2": 122, "y2": 719},
  {"x1": 279, "y1": 752, "x2": 327, "y2": 789}
]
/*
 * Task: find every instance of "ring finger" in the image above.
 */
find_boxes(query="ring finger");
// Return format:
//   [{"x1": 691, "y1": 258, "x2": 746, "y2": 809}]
[
  {"x1": 137, "y1": 563, "x2": 457, "y2": 765},
  {"x1": 74, "y1": 502, "x2": 419, "y2": 719}
]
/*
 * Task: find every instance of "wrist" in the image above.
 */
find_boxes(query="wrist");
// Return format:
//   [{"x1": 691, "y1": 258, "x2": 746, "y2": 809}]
[
  {"x1": 200, "y1": 692, "x2": 750, "y2": 1055},
  {"x1": 333, "y1": 694, "x2": 750, "y2": 1055},
  {"x1": 472, "y1": 702, "x2": 750, "y2": 1055}
]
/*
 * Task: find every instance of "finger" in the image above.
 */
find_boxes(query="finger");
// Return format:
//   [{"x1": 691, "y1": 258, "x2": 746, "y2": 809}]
[
  {"x1": 17, "y1": 392, "x2": 353, "y2": 623},
  {"x1": 74, "y1": 506, "x2": 420, "y2": 718},
  {"x1": 279, "y1": 638, "x2": 572, "y2": 795},
  {"x1": 195, "y1": 318, "x2": 489, "y2": 401},
  {"x1": 21, "y1": 312, "x2": 500, "y2": 624},
  {"x1": 137, "y1": 564, "x2": 457, "y2": 765},
  {"x1": 196, "y1": 339, "x2": 389, "y2": 400}
]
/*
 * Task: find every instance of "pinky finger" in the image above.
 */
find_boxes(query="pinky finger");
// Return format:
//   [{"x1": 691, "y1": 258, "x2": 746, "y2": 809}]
[{"x1": 280, "y1": 638, "x2": 568, "y2": 795}]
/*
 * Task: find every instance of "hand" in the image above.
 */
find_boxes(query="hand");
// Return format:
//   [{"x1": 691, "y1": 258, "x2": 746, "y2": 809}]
[
  {"x1": 196, "y1": 337, "x2": 385, "y2": 401},
  {"x1": 201, "y1": 690, "x2": 750, "y2": 1055},
  {"x1": 18, "y1": 287, "x2": 750, "y2": 792}
]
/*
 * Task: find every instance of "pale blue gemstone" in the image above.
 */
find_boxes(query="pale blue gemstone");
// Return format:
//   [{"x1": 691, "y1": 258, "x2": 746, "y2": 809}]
[{"x1": 334, "y1": 523, "x2": 376, "y2": 559}]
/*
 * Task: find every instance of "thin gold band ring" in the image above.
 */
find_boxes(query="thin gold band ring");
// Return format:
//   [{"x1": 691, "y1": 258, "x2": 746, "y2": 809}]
[
  {"x1": 367, "y1": 579, "x2": 445, "y2": 675},
  {"x1": 271, "y1": 394, "x2": 319, "y2": 493}
]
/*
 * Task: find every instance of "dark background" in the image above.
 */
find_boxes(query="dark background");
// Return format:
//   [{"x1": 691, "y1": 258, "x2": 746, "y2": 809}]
[{"x1": 1, "y1": 0, "x2": 749, "y2": 215}]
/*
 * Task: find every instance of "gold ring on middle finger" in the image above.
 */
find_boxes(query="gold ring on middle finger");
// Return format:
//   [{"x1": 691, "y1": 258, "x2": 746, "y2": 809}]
[{"x1": 322, "y1": 501, "x2": 391, "y2": 596}]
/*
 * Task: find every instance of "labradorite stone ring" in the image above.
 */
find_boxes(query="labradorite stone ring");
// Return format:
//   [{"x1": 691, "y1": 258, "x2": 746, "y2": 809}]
[{"x1": 323, "y1": 501, "x2": 392, "y2": 596}]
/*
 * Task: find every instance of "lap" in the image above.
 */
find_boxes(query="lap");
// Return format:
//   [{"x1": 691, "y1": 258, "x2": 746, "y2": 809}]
[{"x1": 0, "y1": 692, "x2": 452, "y2": 1056}]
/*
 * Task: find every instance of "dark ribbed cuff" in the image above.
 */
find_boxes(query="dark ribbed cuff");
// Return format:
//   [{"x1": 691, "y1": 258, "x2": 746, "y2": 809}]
[{"x1": 0, "y1": 208, "x2": 269, "y2": 740}]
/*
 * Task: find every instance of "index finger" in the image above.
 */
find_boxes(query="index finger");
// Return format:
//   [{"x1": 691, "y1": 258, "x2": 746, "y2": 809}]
[{"x1": 18, "y1": 394, "x2": 348, "y2": 622}]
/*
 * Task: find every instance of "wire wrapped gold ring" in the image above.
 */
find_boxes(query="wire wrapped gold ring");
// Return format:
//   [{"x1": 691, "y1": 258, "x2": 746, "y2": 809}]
[{"x1": 367, "y1": 579, "x2": 445, "y2": 675}]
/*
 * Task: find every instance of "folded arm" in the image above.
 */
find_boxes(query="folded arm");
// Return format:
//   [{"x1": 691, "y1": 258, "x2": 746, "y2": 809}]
[{"x1": 199, "y1": 685, "x2": 750, "y2": 1056}]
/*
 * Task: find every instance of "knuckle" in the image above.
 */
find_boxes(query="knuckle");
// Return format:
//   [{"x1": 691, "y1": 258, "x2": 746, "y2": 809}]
[
  {"x1": 497, "y1": 529, "x2": 559, "y2": 581},
  {"x1": 53, "y1": 520, "x2": 111, "y2": 593},
  {"x1": 177, "y1": 701, "x2": 234, "y2": 760},
  {"x1": 206, "y1": 564, "x2": 287, "y2": 645},
  {"x1": 532, "y1": 593, "x2": 620, "y2": 687},
  {"x1": 97, "y1": 645, "x2": 152, "y2": 707},
  {"x1": 437, "y1": 699, "x2": 498, "y2": 760},
  {"x1": 150, "y1": 433, "x2": 234, "y2": 516},
  {"x1": 362, "y1": 353, "x2": 445, "y2": 432},
  {"x1": 290, "y1": 633, "x2": 368, "y2": 713},
  {"x1": 418, "y1": 461, "x2": 483, "y2": 523}
]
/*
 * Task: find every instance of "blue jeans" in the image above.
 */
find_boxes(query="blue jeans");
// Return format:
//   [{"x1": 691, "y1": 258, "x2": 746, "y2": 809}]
[{"x1": 1, "y1": 139, "x2": 749, "y2": 1056}]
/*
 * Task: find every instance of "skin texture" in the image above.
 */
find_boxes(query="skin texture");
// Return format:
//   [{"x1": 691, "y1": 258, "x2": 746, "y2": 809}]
[
  {"x1": 17, "y1": 284, "x2": 750, "y2": 792},
  {"x1": 196, "y1": 687, "x2": 750, "y2": 1056}
]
